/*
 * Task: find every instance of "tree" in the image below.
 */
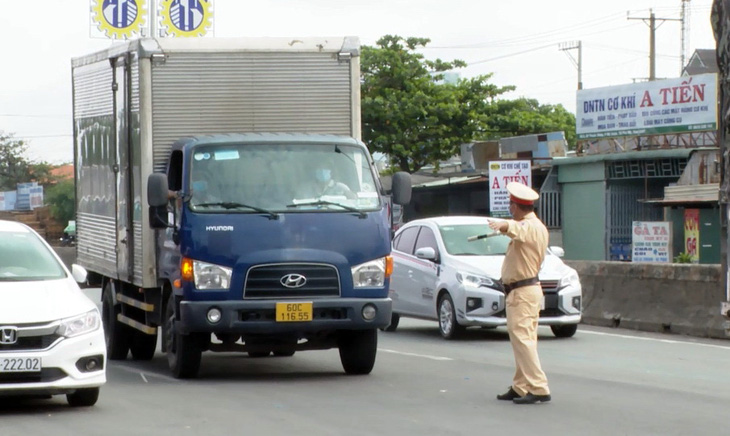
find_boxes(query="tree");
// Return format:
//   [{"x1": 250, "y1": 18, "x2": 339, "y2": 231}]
[
  {"x1": 0, "y1": 131, "x2": 34, "y2": 191},
  {"x1": 361, "y1": 35, "x2": 514, "y2": 173},
  {"x1": 483, "y1": 98, "x2": 577, "y2": 149},
  {"x1": 45, "y1": 178, "x2": 75, "y2": 224}
]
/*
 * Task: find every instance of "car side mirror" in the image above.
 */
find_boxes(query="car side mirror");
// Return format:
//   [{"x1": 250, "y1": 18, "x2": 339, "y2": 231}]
[
  {"x1": 71, "y1": 264, "x2": 88, "y2": 285},
  {"x1": 549, "y1": 246, "x2": 565, "y2": 258},
  {"x1": 415, "y1": 246, "x2": 437, "y2": 261}
]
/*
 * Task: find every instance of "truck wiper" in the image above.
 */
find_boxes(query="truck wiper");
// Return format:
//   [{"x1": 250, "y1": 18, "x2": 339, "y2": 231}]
[
  {"x1": 286, "y1": 200, "x2": 366, "y2": 218},
  {"x1": 196, "y1": 202, "x2": 279, "y2": 220}
]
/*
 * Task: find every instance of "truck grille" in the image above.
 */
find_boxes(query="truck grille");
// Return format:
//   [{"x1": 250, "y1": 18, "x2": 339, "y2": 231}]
[{"x1": 244, "y1": 263, "x2": 340, "y2": 299}]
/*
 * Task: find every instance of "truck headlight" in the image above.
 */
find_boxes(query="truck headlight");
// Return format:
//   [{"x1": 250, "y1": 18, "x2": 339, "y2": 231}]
[
  {"x1": 57, "y1": 310, "x2": 101, "y2": 338},
  {"x1": 352, "y1": 257, "x2": 386, "y2": 288},
  {"x1": 193, "y1": 260, "x2": 232, "y2": 290},
  {"x1": 456, "y1": 272, "x2": 500, "y2": 290},
  {"x1": 559, "y1": 271, "x2": 581, "y2": 290}
]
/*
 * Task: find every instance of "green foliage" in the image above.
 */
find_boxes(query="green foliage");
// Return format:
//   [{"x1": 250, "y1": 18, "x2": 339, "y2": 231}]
[
  {"x1": 483, "y1": 98, "x2": 577, "y2": 149},
  {"x1": 44, "y1": 179, "x2": 75, "y2": 224},
  {"x1": 673, "y1": 252, "x2": 694, "y2": 264},
  {"x1": 0, "y1": 131, "x2": 34, "y2": 191},
  {"x1": 361, "y1": 35, "x2": 514, "y2": 173}
]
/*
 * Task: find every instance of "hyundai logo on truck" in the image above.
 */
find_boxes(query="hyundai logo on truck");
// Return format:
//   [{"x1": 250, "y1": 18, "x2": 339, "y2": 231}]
[{"x1": 280, "y1": 274, "x2": 307, "y2": 288}]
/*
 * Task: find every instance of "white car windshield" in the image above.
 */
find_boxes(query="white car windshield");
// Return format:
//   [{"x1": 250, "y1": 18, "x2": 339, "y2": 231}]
[
  {"x1": 188, "y1": 142, "x2": 380, "y2": 213},
  {"x1": 0, "y1": 229, "x2": 66, "y2": 281},
  {"x1": 439, "y1": 224, "x2": 511, "y2": 256}
]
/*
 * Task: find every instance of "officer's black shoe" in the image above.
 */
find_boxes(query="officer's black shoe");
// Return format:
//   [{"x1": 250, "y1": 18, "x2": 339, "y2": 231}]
[
  {"x1": 513, "y1": 393, "x2": 551, "y2": 404},
  {"x1": 496, "y1": 387, "x2": 521, "y2": 401}
]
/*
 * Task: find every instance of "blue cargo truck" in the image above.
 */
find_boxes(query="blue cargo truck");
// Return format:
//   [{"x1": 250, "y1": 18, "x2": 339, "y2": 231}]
[{"x1": 72, "y1": 37, "x2": 411, "y2": 378}]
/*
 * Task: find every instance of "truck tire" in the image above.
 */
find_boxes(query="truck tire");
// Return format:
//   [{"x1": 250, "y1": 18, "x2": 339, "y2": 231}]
[
  {"x1": 551, "y1": 324, "x2": 578, "y2": 338},
  {"x1": 102, "y1": 281, "x2": 130, "y2": 360},
  {"x1": 165, "y1": 296, "x2": 203, "y2": 378},
  {"x1": 338, "y1": 329, "x2": 377, "y2": 375},
  {"x1": 66, "y1": 387, "x2": 100, "y2": 407},
  {"x1": 130, "y1": 330, "x2": 158, "y2": 361}
]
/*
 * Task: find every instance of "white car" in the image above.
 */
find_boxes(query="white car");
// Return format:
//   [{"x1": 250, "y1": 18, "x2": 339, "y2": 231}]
[
  {"x1": 387, "y1": 216, "x2": 582, "y2": 339},
  {"x1": 0, "y1": 220, "x2": 106, "y2": 406}
]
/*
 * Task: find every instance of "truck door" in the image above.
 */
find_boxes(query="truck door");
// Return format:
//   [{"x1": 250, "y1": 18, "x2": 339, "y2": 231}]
[{"x1": 111, "y1": 55, "x2": 134, "y2": 282}]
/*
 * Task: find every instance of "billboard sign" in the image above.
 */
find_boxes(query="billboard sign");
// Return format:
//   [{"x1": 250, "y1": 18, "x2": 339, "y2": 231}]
[
  {"x1": 91, "y1": 0, "x2": 148, "y2": 39},
  {"x1": 632, "y1": 221, "x2": 672, "y2": 263},
  {"x1": 488, "y1": 160, "x2": 531, "y2": 217},
  {"x1": 576, "y1": 74, "x2": 717, "y2": 140}
]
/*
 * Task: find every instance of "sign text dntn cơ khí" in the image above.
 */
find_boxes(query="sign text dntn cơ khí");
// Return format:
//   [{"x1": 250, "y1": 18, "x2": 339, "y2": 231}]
[{"x1": 576, "y1": 74, "x2": 718, "y2": 139}]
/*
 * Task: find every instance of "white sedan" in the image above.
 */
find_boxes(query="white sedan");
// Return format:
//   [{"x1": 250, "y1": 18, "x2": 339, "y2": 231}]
[
  {"x1": 387, "y1": 216, "x2": 582, "y2": 339},
  {"x1": 0, "y1": 220, "x2": 106, "y2": 406}
]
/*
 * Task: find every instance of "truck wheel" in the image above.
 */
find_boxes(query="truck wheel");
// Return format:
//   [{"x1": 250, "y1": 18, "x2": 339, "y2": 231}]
[
  {"x1": 130, "y1": 330, "x2": 158, "y2": 361},
  {"x1": 382, "y1": 313, "x2": 400, "y2": 332},
  {"x1": 438, "y1": 293, "x2": 465, "y2": 340},
  {"x1": 338, "y1": 329, "x2": 377, "y2": 375},
  {"x1": 66, "y1": 387, "x2": 100, "y2": 407},
  {"x1": 102, "y1": 281, "x2": 130, "y2": 360},
  {"x1": 551, "y1": 324, "x2": 578, "y2": 338},
  {"x1": 165, "y1": 296, "x2": 203, "y2": 378}
]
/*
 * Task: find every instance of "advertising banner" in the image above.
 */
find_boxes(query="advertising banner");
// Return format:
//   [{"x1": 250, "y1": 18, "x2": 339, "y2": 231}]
[
  {"x1": 488, "y1": 160, "x2": 531, "y2": 217},
  {"x1": 632, "y1": 221, "x2": 672, "y2": 263},
  {"x1": 684, "y1": 209, "x2": 700, "y2": 263},
  {"x1": 576, "y1": 74, "x2": 717, "y2": 139}
]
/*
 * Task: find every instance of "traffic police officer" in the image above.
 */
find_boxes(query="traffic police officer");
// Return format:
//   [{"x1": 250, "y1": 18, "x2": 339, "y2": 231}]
[{"x1": 489, "y1": 181, "x2": 551, "y2": 404}]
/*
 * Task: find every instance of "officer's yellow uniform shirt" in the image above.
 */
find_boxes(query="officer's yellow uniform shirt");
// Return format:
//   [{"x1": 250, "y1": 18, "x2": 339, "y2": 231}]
[{"x1": 500, "y1": 212, "x2": 549, "y2": 284}]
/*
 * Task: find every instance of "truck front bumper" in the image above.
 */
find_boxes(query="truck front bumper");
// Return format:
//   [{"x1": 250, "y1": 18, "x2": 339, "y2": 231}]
[{"x1": 177, "y1": 298, "x2": 392, "y2": 334}]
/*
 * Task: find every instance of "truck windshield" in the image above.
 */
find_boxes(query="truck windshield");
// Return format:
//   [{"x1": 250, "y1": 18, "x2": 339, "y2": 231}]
[{"x1": 188, "y1": 142, "x2": 381, "y2": 213}]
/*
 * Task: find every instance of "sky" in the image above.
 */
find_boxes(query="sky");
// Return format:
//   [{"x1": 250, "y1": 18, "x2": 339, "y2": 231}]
[{"x1": 0, "y1": 0, "x2": 718, "y2": 164}]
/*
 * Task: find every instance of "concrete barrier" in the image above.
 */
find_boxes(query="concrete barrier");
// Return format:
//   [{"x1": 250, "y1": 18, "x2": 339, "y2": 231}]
[{"x1": 566, "y1": 261, "x2": 728, "y2": 339}]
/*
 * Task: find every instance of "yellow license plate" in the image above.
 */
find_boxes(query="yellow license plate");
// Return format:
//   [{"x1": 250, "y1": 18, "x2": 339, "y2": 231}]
[{"x1": 276, "y1": 302, "x2": 313, "y2": 322}]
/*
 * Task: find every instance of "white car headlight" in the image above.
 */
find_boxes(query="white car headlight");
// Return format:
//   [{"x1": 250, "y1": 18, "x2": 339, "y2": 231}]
[
  {"x1": 193, "y1": 260, "x2": 232, "y2": 290},
  {"x1": 352, "y1": 257, "x2": 386, "y2": 288},
  {"x1": 57, "y1": 310, "x2": 101, "y2": 338},
  {"x1": 456, "y1": 272, "x2": 499, "y2": 289},
  {"x1": 559, "y1": 270, "x2": 581, "y2": 290}
]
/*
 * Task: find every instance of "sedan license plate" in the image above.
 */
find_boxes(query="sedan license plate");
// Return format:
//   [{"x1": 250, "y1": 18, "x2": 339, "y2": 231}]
[
  {"x1": 0, "y1": 357, "x2": 41, "y2": 373},
  {"x1": 276, "y1": 302, "x2": 313, "y2": 322}
]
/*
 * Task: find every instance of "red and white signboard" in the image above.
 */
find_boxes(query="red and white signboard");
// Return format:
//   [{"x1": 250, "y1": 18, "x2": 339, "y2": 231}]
[
  {"x1": 631, "y1": 221, "x2": 672, "y2": 263},
  {"x1": 488, "y1": 160, "x2": 531, "y2": 217}
]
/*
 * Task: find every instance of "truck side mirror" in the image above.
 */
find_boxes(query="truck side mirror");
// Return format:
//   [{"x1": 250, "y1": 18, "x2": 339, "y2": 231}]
[
  {"x1": 147, "y1": 173, "x2": 170, "y2": 207},
  {"x1": 148, "y1": 173, "x2": 171, "y2": 229},
  {"x1": 390, "y1": 172, "x2": 412, "y2": 205}
]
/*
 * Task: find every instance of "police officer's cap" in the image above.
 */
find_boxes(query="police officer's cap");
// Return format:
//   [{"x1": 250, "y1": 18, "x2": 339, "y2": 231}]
[{"x1": 507, "y1": 182, "x2": 539, "y2": 205}]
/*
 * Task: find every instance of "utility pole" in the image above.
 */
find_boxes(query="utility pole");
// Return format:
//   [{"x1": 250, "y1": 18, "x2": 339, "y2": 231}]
[
  {"x1": 559, "y1": 41, "x2": 583, "y2": 90},
  {"x1": 628, "y1": 9, "x2": 681, "y2": 81},
  {"x1": 681, "y1": 0, "x2": 692, "y2": 75}
]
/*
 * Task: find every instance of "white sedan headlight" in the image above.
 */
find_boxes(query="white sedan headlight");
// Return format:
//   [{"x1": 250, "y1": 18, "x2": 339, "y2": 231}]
[
  {"x1": 194, "y1": 260, "x2": 232, "y2": 290},
  {"x1": 559, "y1": 270, "x2": 581, "y2": 290},
  {"x1": 57, "y1": 310, "x2": 101, "y2": 338},
  {"x1": 352, "y1": 257, "x2": 386, "y2": 288},
  {"x1": 456, "y1": 272, "x2": 499, "y2": 290}
]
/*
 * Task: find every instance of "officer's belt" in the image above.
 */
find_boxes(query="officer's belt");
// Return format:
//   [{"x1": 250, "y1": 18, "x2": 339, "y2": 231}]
[{"x1": 503, "y1": 277, "x2": 540, "y2": 294}]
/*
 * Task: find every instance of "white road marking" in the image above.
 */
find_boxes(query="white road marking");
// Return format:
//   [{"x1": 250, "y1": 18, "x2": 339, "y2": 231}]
[
  {"x1": 140, "y1": 373, "x2": 148, "y2": 383},
  {"x1": 114, "y1": 363, "x2": 179, "y2": 382},
  {"x1": 380, "y1": 348, "x2": 453, "y2": 361},
  {"x1": 580, "y1": 330, "x2": 730, "y2": 350}
]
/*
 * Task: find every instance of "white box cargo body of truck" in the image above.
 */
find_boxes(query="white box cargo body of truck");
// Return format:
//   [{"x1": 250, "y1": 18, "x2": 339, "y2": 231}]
[{"x1": 72, "y1": 37, "x2": 361, "y2": 288}]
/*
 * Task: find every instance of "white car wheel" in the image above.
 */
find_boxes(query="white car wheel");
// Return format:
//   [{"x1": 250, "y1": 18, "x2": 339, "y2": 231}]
[{"x1": 438, "y1": 294, "x2": 464, "y2": 339}]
